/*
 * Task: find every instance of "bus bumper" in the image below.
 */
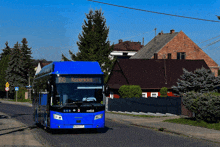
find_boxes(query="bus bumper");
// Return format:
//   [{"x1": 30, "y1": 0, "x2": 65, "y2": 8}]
[{"x1": 50, "y1": 111, "x2": 105, "y2": 129}]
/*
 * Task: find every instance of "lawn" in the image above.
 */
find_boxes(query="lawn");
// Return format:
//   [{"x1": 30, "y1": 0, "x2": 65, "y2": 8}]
[
  {"x1": 164, "y1": 117, "x2": 220, "y2": 130},
  {"x1": 8, "y1": 98, "x2": 32, "y2": 103}
]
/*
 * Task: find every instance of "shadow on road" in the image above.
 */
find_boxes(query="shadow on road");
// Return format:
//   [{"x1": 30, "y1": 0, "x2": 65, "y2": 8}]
[
  {"x1": 0, "y1": 115, "x2": 9, "y2": 119},
  {"x1": 11, "y1": 113, "x2": 32, "y2": 118},
  {"x1": 48, "y1": 127, "x2": 111, "y2": 134},
  {"x1": 0, "y1": 126, "x2": 27, "y2": 136},
  {"x1": 35, "y1": 123, "x2": 111, "y2": 134}
]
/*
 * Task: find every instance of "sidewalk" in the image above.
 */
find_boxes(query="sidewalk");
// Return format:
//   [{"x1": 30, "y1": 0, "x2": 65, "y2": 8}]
[
  {"x1": 106, "y1": 111, "x2": 220, "y2": 144},
  {"x1": 0, "y1": 111, "x2": 43, "y2": 146},
  {"x1": 1, "y1": 99, "x2": 220, "y2": 145}
]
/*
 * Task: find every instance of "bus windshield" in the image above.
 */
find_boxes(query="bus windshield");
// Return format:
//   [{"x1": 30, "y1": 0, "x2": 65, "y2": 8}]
[{"x1": 53, "y1": 83, "x2": 103, "y2": 106}]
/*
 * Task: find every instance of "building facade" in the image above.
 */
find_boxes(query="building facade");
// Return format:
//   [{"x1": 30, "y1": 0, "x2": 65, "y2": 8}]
[
  {"x1": 131, "y1": 30, "x2": 219, "y2": 77},
  {"x1": 109, "y1": 39, "x2": 143, "y2": 60},
  {"x1": 107, "y1": 58, "x2": 210, "y2": 98}
]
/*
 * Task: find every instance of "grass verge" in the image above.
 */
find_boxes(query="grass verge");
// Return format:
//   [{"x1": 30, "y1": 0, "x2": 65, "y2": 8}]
[
  {"x1": 2, "y1": 98, "x2": 32, "y2": 103},
  {"x1": 106, "y1": 111, "x2": 167, "y2": 118},
  {"x1": 163, "y1": 117, "x2": 220, "y2": 130}
]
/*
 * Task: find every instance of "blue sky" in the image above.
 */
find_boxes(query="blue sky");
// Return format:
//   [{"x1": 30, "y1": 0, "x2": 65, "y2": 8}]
[{"x1": 0, "y1": 0, "x2": 220, "y2": 65}]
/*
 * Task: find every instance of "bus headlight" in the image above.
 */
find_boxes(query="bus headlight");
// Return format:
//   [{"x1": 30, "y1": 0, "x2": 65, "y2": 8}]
[
  {"x1": 94, "y1": 114, "x2": 103, "y2": 120},
  {"x1": 53, "y1": 114, "x2": 63, "y2": 120}
]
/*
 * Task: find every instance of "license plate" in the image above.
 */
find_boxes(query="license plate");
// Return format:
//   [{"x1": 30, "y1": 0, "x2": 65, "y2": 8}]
[{"x1": 73, "y1": 125, "x2": 85, "y2": 128}]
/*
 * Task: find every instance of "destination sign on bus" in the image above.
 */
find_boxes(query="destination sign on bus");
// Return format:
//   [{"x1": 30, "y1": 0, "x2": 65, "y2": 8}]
[{"x1": 56, "y1": 77, "x2": 101, "y2": 84}]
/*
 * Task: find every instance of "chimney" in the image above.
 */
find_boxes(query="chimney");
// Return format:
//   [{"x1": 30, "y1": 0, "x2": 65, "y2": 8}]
[
  {"x1": 154, "y1": 53, "x2": 158, "y2": 59},
  {"x1": 119, "y1": 39, "x2": 123, "y2": 43},
  {"x1": 158, "y1": 30, "x2": 163, "y2": 35},
  {"x1": 170, "y1": 29, "x2": 175, "y2": 34},
  {"x1": 142, "y1": 37, "x2": 144, "y2": 45},
  {"x1": 168, "y1": 53, "x2": 171, "y2": 59}
]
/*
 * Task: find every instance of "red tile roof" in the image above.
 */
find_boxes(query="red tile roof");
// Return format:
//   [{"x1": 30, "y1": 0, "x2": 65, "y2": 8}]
[
  {"x1": 107, "y1": 59, "x2": 210, "y2": 89},
  {"x1": 39, "y1": 61, "x2": 52, "y2": 68},
  {"x1": 113, "y1": 41, "x2": 143, "y2": 51}
]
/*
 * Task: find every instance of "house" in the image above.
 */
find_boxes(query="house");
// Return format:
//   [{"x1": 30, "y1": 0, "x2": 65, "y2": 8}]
[
  {"x1": 130, "y1": 29, "x2": 220, "y2": 77},
  {"x1": 107, "y1": 56, "x2": 210, "y2": 98},
  {"x1": 109, "y1": 39, "x2": 143, "y2": 60},
  {"x1": 35, "y1": 61, "x2": 53, "y2": 75}
]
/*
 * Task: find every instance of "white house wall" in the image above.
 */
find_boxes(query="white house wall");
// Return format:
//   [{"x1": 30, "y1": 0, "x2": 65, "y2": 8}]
[{"x1": 35, "y1": 63, "x2": 42, "y2": 75}]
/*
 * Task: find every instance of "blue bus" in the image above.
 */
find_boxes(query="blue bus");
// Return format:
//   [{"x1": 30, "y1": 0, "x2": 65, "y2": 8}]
[{"x1": 32, "y1": 61, "x2": 105, "y2": 130}]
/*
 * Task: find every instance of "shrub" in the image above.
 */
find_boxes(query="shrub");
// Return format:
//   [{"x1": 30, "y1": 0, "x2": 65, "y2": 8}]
[
  {"x1": 14, "y1": 87, "x2": 28, "y2": 100},
  {"x1": 160, "y1": 87, "x2": 168, "y2": 97},
  {"x1": 197, "y1": 93, "x2": 220, "y2": 123},
  {"x1": 182, "y1": 91, "x2": 220, "y2": 123},
  {"x1": 118, "y1": 85, "x2": 142, "y2": 98}
]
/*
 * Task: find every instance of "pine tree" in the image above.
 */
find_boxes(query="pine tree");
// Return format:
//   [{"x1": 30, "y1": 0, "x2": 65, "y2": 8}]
[
  {"x1": 5, "y1": 42, "x2": 27, "y2": 98},
  {"x1": 20, "y1": 38, "x2": 35, "y2": 86},
  {"x1": 0, "y1": 54, "x2": 10, "y2": 91},
  {"x1": 0, "y1": 41, "x2": 12, "y2": 60},
  {"x1": 62, "y1": 9, "x2": 115, "y2": 83},
  {"x1": 171, "y1": 67, "x2": 220, "y2": 96}
]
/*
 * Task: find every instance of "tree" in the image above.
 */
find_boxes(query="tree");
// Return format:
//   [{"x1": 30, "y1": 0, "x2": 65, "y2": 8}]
[
  {"x1": 5, "y1": 42, "x2": 27, "y2": 98},
  {"x1": 160, "y1": 87, "x2": 168, "y2": 97},
  {"x1": 0, "y1": 41, "x2": 11, "y2": 60},
  {"x1": 20, "y1": 38, "x2": 35, "y2": 86},
  {"x1": 171, "y1": 67, "x2": 220, "y2": 96},
  {"x1": 0, "y1": 54, "x2": 10, "y2": 91},
  {"x1": 62, "y1": 9, "x2": 115, "y2": 83}
]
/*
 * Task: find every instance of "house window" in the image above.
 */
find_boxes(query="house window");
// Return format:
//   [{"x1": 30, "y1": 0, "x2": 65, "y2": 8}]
[
  {"x1": 151, "y1": 92, "x2": 158, "y2": 98},
  {"x1": 177, "y1": 52, "x2": 185, "y2": 59},
  {"x1": 123, "y1": 52, "x2": 128, "y2": 56},
  {"x1": 142, "y1": 93, "x2": 148, "y2": 98}
]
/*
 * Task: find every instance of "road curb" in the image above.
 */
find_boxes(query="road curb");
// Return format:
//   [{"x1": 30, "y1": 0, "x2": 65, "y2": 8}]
[{"x1": 0, "y1": 99, "x2": 32, "y2": 107}]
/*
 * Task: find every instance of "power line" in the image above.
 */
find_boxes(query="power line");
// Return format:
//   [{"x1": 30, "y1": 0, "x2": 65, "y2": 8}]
[
  {"x1": 88, "y1": 0, "x2": 220, "y2": 23},
  {"x1": 197, "y1": 35, "x2": 220, "y2": 44},
  {"x1": 201, "y1": 38, "x2": 220, "y2": 49}
]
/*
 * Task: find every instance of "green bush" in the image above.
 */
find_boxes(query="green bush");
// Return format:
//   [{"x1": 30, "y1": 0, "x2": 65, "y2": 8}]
[
  {"x1": 160, "y1": 87, "x2": 168, "y2": 97},
  {"x1": 118, "y1": 85, "x2": 142, "y2": 98},
  {"x1": 14, "y1": 87, "x2": 28, "y2": 100},
  {"x1": 197, "y1": 93, "x2": 220, "y2": 123},
  {"x1": 182, "y1": 91, "x2": 220, "y2": 123}
]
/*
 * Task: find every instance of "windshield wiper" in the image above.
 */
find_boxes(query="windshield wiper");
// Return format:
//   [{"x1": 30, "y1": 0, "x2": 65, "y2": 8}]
[
  {"x1": 66, "y1": 100, "x2": 83, "y2": 105},
  {"x1": 83, "y1": 100, "x2": 96, "y2": 103}
]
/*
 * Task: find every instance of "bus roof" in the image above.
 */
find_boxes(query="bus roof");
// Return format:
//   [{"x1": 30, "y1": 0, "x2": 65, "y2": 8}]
[{"x1": 36, "y1": 61, "x2": 104, "y2": 76}]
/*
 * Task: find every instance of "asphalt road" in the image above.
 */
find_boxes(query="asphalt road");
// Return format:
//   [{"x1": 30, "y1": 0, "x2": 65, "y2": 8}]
[{"x1": 0, "y1": 102, "x2": 219, "y2": 147}]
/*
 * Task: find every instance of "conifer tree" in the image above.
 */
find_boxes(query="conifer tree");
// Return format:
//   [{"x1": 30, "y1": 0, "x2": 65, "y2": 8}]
[
  {"x1": 171, "y1": 67, "x2": 220, "y2": 96},
  {"x1": 62, "y1": 9, "x2": 115, "y2": 83},
  {"x1": 0, "y1": 41, "x2": 11, "y2": 60},
  {"x1": 20, "y1": 38, "x2": 35, "y2": 86},
  {"x1": 0, "y1": 54, "x2": 10, "y2": 91},
  {"x1": 5, "y1": 42, "x2": 27, "y2": 98}
]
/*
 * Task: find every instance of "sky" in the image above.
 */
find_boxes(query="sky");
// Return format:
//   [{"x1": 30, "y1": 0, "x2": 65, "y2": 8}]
[{"x1": 0, "y1": 0, "x2": 220, "y2": 65}]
